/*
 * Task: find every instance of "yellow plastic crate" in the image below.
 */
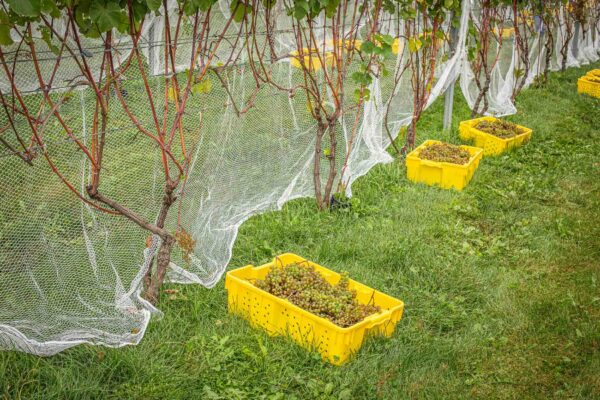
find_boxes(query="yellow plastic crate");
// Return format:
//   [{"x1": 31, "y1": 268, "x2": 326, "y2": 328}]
[
  {"x1": 225, "y1": 253, "x2": 404, "y2": 365},
  {"x1": 289, "y1": 48, "x2": 333, "y2": 71},
  {"x1": 459, "y1": 116, "x2": 533, "y2": 156},
  {"x1": 493, "y1": 27, "x2": 515, "y2": 39},
  {"x1": 405, "y1": 139, "x2": 483, "y2": 191},
  {"x1": 578, "y1": 75, "x2": 600, "y2": 99},
  {"x1": 585, "y1": 69, "x2": 600, "y2": 78}
]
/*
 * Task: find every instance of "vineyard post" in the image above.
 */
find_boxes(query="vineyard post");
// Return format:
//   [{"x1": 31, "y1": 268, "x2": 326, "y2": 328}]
[
  {"x1": 148, "y1": 22, "x2": 156, "y2": 76},
  {"x1": 573, "y1": 20, "x2": 581, "y2": 58}
]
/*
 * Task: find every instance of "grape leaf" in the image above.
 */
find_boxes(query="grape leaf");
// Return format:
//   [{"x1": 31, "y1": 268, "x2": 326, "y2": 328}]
[
  {"x1": 146, "y1": 0, "x2": 161, "y2": 11},
  {"x1": 89, "y1": 1, "x2": 125, "y2": 32},
  {"x1": 408, "y1": 37, "x2": 422, "y2": 53},
  {"x1": 6, "y1": 0, "x2": 42, "y2": 17},
  {"x1": 0, "y1": 11, "x2": 13, "y2": 45},
  {"x1": 192, "y1": 77, "x2": 212, "y2": 95},
  {"x1": 39, "y1": 26, "x2": 59, "y2": 55}
]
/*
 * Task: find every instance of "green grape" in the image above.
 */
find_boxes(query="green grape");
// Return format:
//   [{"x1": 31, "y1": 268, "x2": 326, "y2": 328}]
[{"x1": 253, "y1": 263, "x2": 381, "y2": 327}]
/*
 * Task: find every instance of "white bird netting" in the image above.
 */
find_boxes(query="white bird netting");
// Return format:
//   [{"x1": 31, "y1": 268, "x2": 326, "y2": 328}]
[{"x1": 0, "y1": 0, "x2": 598, "y2": 355}]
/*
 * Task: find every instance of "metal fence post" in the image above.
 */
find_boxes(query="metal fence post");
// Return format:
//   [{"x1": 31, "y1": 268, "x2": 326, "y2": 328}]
[
  {"x1": 148, "y1": 22, "x2": 156, "y2": 76},
  {"x1": 573, "y1": 21, "x2": 581, "y2": 60}
]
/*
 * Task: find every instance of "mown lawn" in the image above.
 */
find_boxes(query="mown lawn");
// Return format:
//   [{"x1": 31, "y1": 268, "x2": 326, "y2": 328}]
[{"x1": 1, "y1": 62, "x2": 599, "y2": 400}]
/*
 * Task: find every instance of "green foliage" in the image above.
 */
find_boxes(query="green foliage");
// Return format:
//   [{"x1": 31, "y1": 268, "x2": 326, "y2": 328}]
[
  {"x1": 230, "y1": 0, "x2": 253, "y2": 22},
  {"x1": 5, "y1": 0, "x2": 42, "y2": 18},
  {"x1": 38, "y1": 26, "x2": 60, "y2": 55},
  {"x1": 0, "y1": 0, "x2": 396, "y2": 41},
  {"x1": 514, "y1": 67, "x2": 525, "y2": 79},
  {"x1": 89, "y1": 1, "x2": 127, "y2": 33},
  {"x1": 289, "y1": 0, "x2": 341, "y2": 20},
  {"x1": 351, "y1": 34, "x2": 394, "y2": 103},
  {"x1": 191, "y1": 77, "x2": 213, "y2": 95},
  {"x1": 1, "y1": 0, "x2": 222, "y2": 37},
  {"x1": 408, "y1": 37, "x2": 422, "y2": 53},
  {"x1": 393, "y1": 0, "x2": 460, "y2": 20},
  {"x1": 0, "y1": 10, "x2": 13, "y2": 45},
  {"x1": 350, "y1": 69, "x2": 372, "y2": 87},
  {"x1": 352, "y1": 87, "x2": 370, "y2": 103},
  {"x1": 569, "y1": 0, "x2": 588, "y2": 23},
  {"x1": 145, "y1": 0, "x2": 162, "y2": 11}
]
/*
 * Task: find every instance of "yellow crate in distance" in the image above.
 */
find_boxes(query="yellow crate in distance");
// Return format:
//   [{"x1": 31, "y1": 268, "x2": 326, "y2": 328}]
[
  {"x1": 405, "y1": 140, "x2": 483, "y2": 191},
  {"x1": 492, "y1": 26, "x2": 515, "y2": 39},
  {"x1": 585, "y1": 69, "x2": 600, "y2": 78},
  {"x1": 225, "y1": 253, "x2": 404, "y2": 365},
  {"x1": 289, "y1": 48, "x2": 333, "y2": 71},
  {"x1": 459, "y1": 116, "x2": 533, "y2": 156},
  {"x1": 578, "y1": 75, "x2": 600, "y2": 99}
]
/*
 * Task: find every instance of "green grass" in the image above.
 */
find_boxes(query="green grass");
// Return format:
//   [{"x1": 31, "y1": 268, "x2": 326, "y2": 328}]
[{"x1": 1, "y1": 62, "x2": 599, "y2": 399}]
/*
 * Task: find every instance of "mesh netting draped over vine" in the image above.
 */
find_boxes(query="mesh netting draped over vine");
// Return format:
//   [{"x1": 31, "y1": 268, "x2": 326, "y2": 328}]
[{"x1": 0, "y1": 0, "x2": 599, "y2": 355}]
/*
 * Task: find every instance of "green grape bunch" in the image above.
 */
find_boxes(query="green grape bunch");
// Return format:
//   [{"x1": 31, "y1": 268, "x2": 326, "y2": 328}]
[{"x1": 255, "y1": 263, "x2": 380, "y2": 327}]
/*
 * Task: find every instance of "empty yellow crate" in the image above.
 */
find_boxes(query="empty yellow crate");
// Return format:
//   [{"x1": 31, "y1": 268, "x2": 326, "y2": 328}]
[
  {"x1": 578, "y1": 75, "x2": 600, "y2": 99},
  {"x1": 405, "y1": 139, "x2": 483, "y2": 191},
  {"x1": 459, "y1": 116, "x2": 533, "y2": 156},
  {"x1": 225, "y1": 253, "x2": 404, "y2": 365}
]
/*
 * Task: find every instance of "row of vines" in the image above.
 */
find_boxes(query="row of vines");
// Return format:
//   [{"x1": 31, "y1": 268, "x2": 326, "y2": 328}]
[{"x1": 0, "y1": 0, "x2": 598, "y2": 354}]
